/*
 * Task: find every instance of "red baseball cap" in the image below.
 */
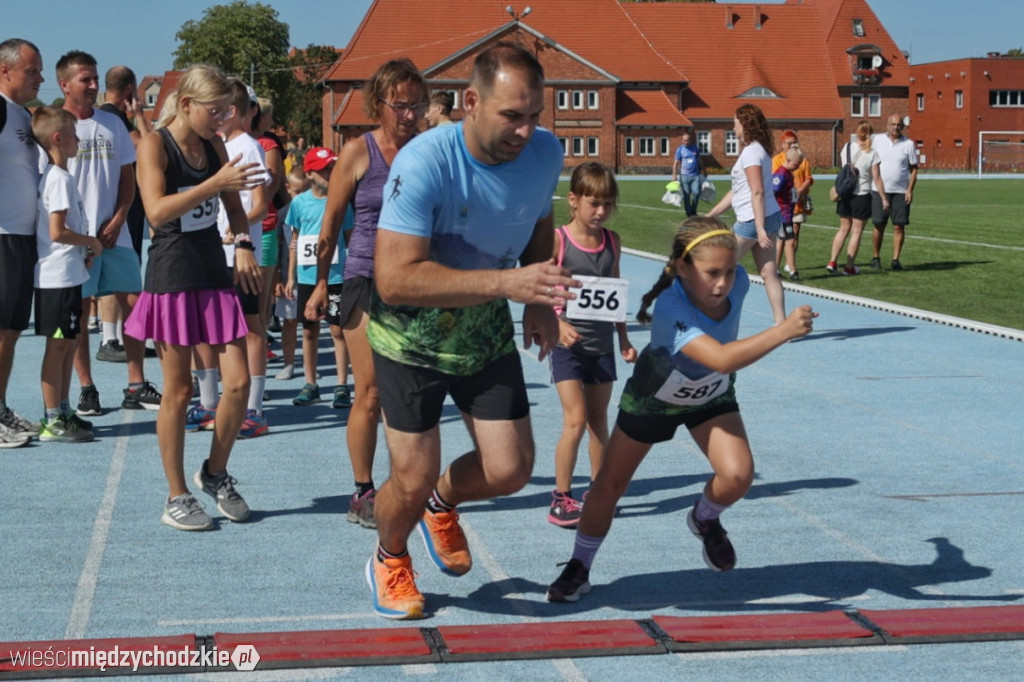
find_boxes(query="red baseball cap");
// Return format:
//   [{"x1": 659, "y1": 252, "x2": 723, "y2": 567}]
[{"x1": 303, "y1": 147, "x2": 337, "y2": 172}]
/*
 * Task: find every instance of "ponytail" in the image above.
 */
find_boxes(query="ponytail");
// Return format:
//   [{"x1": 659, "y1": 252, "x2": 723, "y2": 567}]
[{"x1": 637, "y1": 266, "x2": 675, "y2": 325}]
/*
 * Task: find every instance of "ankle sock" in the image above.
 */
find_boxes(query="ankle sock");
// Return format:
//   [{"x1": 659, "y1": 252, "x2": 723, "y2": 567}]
[
  {"x1": 426, "y1": 489, "x2": 454, "y2": 514},
  {"x1": 355, "y1": 481, "x2": 375, "y2": 497},
  {"x1": 695, "y1": 495, "x2": 729, "y2": 522},
  {"x1": 571, "y1": 531, "x2": 605, "y2": 569}
]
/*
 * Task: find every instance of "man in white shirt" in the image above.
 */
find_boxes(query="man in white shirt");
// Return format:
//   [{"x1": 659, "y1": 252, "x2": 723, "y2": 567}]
[{"x1": 870, "y1": 114, "x2": 918, "y2": 271}]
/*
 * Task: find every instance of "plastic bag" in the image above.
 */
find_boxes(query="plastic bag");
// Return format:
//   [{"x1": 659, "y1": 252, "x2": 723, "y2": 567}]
[{"x1": 699, "y1": 179, "x2": 716, "y2": 204}]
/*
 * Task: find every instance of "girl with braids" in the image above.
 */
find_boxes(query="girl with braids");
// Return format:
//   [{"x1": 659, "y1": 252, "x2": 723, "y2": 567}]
[
  {"x1": 547, "y1": 216, "x2": 816, "y2": 603},
  {"x1": 707, "y1": 104, "x2": 787, "y2": 325}
]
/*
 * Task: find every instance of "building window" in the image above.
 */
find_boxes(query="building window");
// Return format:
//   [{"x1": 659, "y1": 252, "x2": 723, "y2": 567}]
[
  {"x1": 868, "y1": 93, "x2": 881, "y2": 117},
  {"x1": 955, "y1": 139, "x2": 963, "y2": 147},
  {"x1": 852, "y1": 19, "x2": 865, "y2": 37},
  {"x1": 660, "y1": 137, "x2": 671, "y2": 155},
  {"x1": 955, "y1": 90, "x2": 964, "y2": 109},
  {"x1": 697, "y1": 131, "x2": 710, "y2": 154},
  {"x1": 572, "y1": 137, "x2": 583, "y2": 156},
  {"x1": 917, "y1": 93, "x2": 924, "y2": 111},
  {"x1": 851, "y1": 94, "x2": 864, "y2": 117},
  {"x1": 572, "y1": 90, "x2": 584, "y2": 110},
  {"x1": 146, "y1": 92, "x2": 156, "y2": 106},
  {"x1": 557, "y1": 90, "x2": 568, "y2": 110},
  {"x1": 990, "y1": 90, "x2": 1024, "y2": 107},
  {"x1": 587, "y1": 90, "x2": 599, "y2": 110},
  {"x1": 638, "y1": 137, "x2": 655, "y2": 156},
  {"x1": 725, "y1": 130, "x2": 738, "y2": 157},
  {"x1": 587, "y1": 136, "x2": 599, "y2": 156},
  {"x1": 625, "y1": 137, "x2": 635, "y2": 156},
  {"x1": 739, "y1": 86, "x2": 780, "y2": 98},
  {"x1": 557, "y1": 137, "x2": 568, "y2": 156}
]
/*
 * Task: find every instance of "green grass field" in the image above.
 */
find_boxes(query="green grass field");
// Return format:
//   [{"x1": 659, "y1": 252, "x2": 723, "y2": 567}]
[{"x1": 553, "y1": 178, "x2": 1024, "y2": 331}]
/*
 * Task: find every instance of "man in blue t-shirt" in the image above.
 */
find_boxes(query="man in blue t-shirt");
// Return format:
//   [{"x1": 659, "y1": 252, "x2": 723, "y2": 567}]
[
  {"x1": 671, "y1": 132, "x2": 704, "y2": 217},
  {"x1": 363, "y1": 43, "x2": 579, "y2": 620}
]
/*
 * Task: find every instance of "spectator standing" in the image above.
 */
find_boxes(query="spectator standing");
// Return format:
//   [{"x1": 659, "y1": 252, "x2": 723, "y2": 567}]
[
  {"x1": 826, "y1": 122, "x2": 887, "y2": 276},
  {"x1": 671, "y1": 132, "x2": 703, "y2": 217},
  {"x1": 870, "y1": 114, "x2": 918, "y2": 270},
  {"x1": 770, "y1": 130, "x2": 813, "y2": 281},
  {"x1": 425, "y1": 91, "x2": 454, "y2": 128}
]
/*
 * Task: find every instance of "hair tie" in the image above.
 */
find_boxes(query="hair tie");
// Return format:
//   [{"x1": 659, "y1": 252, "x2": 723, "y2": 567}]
[{"x1": 682, "y1": 229, "x2": 734, "y2": 258}]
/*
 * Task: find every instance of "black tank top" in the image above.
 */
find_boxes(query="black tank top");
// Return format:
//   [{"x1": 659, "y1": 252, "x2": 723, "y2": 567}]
[{"x1": 144, "y1": 128, "x2": 232, "y2": 293}]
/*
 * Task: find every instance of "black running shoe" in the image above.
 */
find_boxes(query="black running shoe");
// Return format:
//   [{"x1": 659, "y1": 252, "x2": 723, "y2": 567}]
[
  {"x1": 687, "y1": 501, "x2": 736, "y2": 572},
  {"x1": 546, "y1": 558, "x2": 591, "y2": 603}
]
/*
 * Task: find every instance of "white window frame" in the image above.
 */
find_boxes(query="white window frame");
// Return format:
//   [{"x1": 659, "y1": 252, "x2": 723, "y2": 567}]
[
  {"x1": 955, "y1": 90, "x2": 964, "y2": 109},
  {"x1": 660, "y1": 137, "x2": 671, "y2": 156},
  {"x1": 638, "y1": 137, "x2": 656, "y2": 157},
  {"x1": 625, "y1": 137, "x2": 635, "y2": 156},
  {"x1": 917, "y1": 93, "x2": 925, "y2": 111},
  {"x1": 587, "y1": 136, "x2": 599, "y2": 156},
  {"x1": 557, "y1": 137, "x2": 568, "y2": 157},
  {"x1": 852, "y1": 19, "x2": 865, "y2": 37},
  {"x1": 587, "y1": 90, "x2": 599, "y2": 110},
  {"x1": 725, "y1": 130, "x2": 738, "y2": 157},
  {"x1": 572, "y1": 90, "x2": 584, "y2": 110},
  {"x1": 696, "y1": 131, "x2": 710, "y2": 155},
  {"x1": 557, "y1": 90, "x2": 568, "y2": 110},
  {"x1": 851, "y1": 94, "x2": 864, "y2": 117},
  {"x1": 868, "y1": 93, "x2": 882, "y2": 117},
  {"x1": 572, "y1": 137, "x2": 584, "y2": 156}
]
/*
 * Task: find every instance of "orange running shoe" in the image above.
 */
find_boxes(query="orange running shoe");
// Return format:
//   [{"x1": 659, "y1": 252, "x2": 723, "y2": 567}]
[
  {"x1": 365, "y1": 551, "x2": 425, "y2": 620},
  {"x1": 417, "y1": 508, "x2": 472, "y2": 576}
]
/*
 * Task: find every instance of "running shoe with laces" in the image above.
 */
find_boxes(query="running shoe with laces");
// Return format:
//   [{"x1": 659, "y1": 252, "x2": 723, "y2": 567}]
[
  {"x1": 842, "y1": 265, "x2": 861, "y2": 276},
  {"x1": 869, "y1": 256, "x2": 882, "y2": 270},
  {"x1": 161, "y1": 492, "x2": 214, "y2": 531},
  {"x1": 238, "y1": 409, "x2": 269, "y2": 439},
  {"x1": 365, "y1": 552, "x2": 425, "y2": 620},
  {"x1": 332, "y1": 385, "x2": 352, "y2": 409},
  {"x1": 39, "y1": 415, "x2": 93, "y2": 443},
  {"x1": 77, "y1": 385, "x2": 102, "y2": 416},
  {"x1": 347, "y1": 488, "x2": 377, "y2": 528},
  {"x1": 418, "y1": 508, "x2": 472, "y2": 576},
  {"x1": 121, "y1": 382, "x2": 162, "y2": 410},
  {"x1": 546, "y1": 558, "x2": 592, "y2": 603},
  {"x1": 686, "y1": 501, "x2": 736, "y2": 572},
  {"x1": 193, "y1": 460, "x2": 250, "y2": 522},
  {"x1": 547, "y1": 491, "x2": 583, "y2": 528},
  {"x1": 67, "y1": 413, "x2": 93, "y2": 431},
  {"x1": 184, "y1": 404, "x2": 216, "y2": 432},
  {"x1": 789, "y1": 270, "x2": 801, "y2": 281},
  {"x1": 274, "y1": 364, "x2": 295, "y2": 380},
  {"x1": 292, "y1": 383, "x2": 321, "y2": 406},
  {"x1": 95, "y1": 339, "x2": 127, "y2": 363},
  {"x1": 0, "y1": 422, "x2": 31, "y2": 448},
  {"x1": 0, "y1": 406, "x2": 40, "y2": 439},
  {"x1": 891, "y1": 259, "x2": 904, "y2": 271},
  {"x1": 825, "y1": 261, "x2": 838, "y2": 275}
]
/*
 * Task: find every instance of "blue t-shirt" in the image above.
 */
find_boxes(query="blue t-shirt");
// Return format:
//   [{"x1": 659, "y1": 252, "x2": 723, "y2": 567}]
[
  {"x1": 284, "y1": 190, "x2": 349, "y2": 285},
  {"x1": 368, "y1": 123, "x2": 564, "y2": 375},
  {"x1": 620, "y1": 268, "x2": 750, "y2": 416},
  {"x1": 674, "y1": 143, "x2": 700, "y2": 176}
]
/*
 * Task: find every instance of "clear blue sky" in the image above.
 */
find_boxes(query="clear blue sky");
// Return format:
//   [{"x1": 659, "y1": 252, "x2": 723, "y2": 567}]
[{"x1": 6, "y1": 0, "x2": 1023, "y2": 104}]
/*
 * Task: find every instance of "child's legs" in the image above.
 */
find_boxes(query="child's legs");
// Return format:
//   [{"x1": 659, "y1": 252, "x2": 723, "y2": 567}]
[
  {"x1": 155, "y1": 343, "x2": 194, "y2": 497},
  {"x1": 329, "y1": 323, "x2": 348, "y2": 385},
  {"x1": 689, "y1": 412, "x2": 754, "y2": 506},
  {"x1": 783, "y1": 238, "x2": 797, "y2": 272},
  {"x1": 553, "y1": 378, "x2": 587, "y2": 493},
  {"x1": 301, "y1": 320, "x2": 319, "y2": 384},
  {"x1": 577, "y1": 425, "x2": 652, "y2": 538},
  {"x1": 281, "y1": 318, "x2": 298, "y2": 366},
  {"x1": 209, "y1": 338, "x2": 250, "y2": 473},
  {"x1": 582, "y1": 381, "x2": 614, "y2": 480},
  {"x1": 343, "y1": 308, "x2": 379, "y2": 482},
  {"x1": 257, "y1": 266, "x2": 276, "y2": 338},
  {"x1": 244, "y1": 313, "x2": 266, "y2": 378},
  {"x1": 41, "y1": 338, "x2": 75, "y2": 409},
  {"x1": 116, "y1": 291, "x2": 145, "y2": 385}
]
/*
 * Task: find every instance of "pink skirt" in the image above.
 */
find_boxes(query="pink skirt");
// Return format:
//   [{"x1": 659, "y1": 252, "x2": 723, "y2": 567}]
[{"x1": 125, "y1": 289, "x2": 249, "y2": 346}]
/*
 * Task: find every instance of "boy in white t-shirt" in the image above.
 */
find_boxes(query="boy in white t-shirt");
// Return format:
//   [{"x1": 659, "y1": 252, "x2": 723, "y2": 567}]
[
  {"x1": 31, "y1": 107, "x2": 104, "y2": 442},
  {"x1": 273, "y1": 165, "x2": 310, "y2": 381}
]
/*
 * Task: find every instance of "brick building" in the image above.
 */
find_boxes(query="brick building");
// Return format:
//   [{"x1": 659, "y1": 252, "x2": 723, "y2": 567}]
[
  {"x1": 908, "y1": 55, "x2": 1024, "y2": 171},
  {"x1": 321, "y1": 0, "x2": 910, "y2": 172}
]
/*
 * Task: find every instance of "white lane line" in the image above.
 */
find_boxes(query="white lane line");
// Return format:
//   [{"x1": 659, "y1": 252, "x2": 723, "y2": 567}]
[
  {"x1": 158, "y1": 613, "x2": 376, "y2": 627},
  {"x1": 65, "y1": 411, "x2": 134, "y2": 639}
]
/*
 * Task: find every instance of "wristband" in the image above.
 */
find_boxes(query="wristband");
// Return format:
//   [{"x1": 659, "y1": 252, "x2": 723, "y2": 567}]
[
  {"x1": 233, "y1": 232, "x2": 253, "y2": 245},
  {"x1": 234, "y1": 240, "x2": 256, "y2": 252}
]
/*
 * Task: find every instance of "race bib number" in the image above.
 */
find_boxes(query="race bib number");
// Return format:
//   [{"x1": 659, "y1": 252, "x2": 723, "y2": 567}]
[
  {"x1": 565, "y1": 276, "x2": 628, "y2": 322},
  {"x1": 654, "y1": 370, "x2": 729, "y2": 407},
  {"x1": 179, "y1": 188, "x2": 217, "y2": 233},
  {"x1": 297, "y1": 234, "x2": 337, "y2": 266}
]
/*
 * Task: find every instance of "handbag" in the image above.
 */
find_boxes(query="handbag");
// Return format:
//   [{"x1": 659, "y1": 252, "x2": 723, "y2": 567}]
[{"x1": 830, "y1": 144, "x2": 860, "y2": 202}]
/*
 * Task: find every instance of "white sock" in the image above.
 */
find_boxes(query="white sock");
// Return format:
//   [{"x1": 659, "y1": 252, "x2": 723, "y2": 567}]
[
  {"x1": 695, "y1": 495, "x2": 729, "y2": 522},
  {"x1": 248, "y1": 376, "x2": 266, "y2": 413},
  {"x1": 197, "y1": 368, "x2": 219, "y2": 409},
  {"x1": 116, "y1": 319, "x2": 124, "y2": 344},
  {"x1": 102, "y1": 322, "x2": 118, "y2": 344}
]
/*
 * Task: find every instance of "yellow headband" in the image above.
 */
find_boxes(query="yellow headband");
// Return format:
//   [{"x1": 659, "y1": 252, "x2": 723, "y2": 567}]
[{"x1": 681, "y1": 229, "x2": 734, "y2": 258}]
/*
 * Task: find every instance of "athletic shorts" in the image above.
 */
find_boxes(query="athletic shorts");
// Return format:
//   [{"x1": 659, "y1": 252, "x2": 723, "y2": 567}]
[
  {"x1": 260, "y1": 231, "x2": 279, "y2": 267},
  {"x1": 338, "y1": 275, "x2": 373, "y2": 328},
  {"x1": 777, "y1": 222, "x2": 796, "y2": 241},
  {"x1": 275, "y1": 295, "x2": 297, "y2": 321},
  {"x1": 228, "y1": 268, "x2": 261, "y2": 316},
  {"x1": 733, "y1": 211, "x2": 782, "y2": 241},
  {"x1": 375, "y1": 350, "x2": 529, "y2": 433},
  {"x1": 298, "y1": 282, "x2": 343, "y2": 326},
  {"x1": 549, "y1": 346, "x2": 616, "y2": 385},
  {"x1": 836, "y1": 193, "x2": 872, "y2": 221},
  {"x1": 34, "y1": 286, "x2": 84, "y2": 339},
  {"x1": 872, "y1": 192, "x2": 911, "y2": 228},
  {"x1": 0, "y1": 234, "x2": 37, "y2": 331},
  {"x1": 616, "y1": 385, "x2": 739, "y2": 445},
  {"x1": 82, "y1": 245, "x2": 142, "y2": 298}
]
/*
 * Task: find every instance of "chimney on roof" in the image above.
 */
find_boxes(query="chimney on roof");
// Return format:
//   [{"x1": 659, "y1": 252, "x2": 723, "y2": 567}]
[
  {"x1": 726, "y1": 4, "x2": 734, "y2": 29},
  {"x1": 754, "y1": 5, "x2": 762, "y2": 30}
]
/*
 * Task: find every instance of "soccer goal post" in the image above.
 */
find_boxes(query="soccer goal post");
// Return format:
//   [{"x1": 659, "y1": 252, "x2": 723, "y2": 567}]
[{"x1": 977, "y1": 131, "x2": 1024, "y2": 178}]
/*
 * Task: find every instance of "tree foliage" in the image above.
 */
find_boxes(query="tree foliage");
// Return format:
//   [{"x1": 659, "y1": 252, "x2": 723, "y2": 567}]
[
  {"x1": 1005, "y1": 47, "x2": 1024, "y2": 58},
  {"x1": 286, "y1": 44, "x2": 340, "y2": 146}
]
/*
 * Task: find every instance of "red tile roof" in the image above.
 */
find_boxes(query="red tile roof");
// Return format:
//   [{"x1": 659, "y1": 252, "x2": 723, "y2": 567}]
[{"x1": 617, "y1": 90, "x2": 692, "y2": 127}]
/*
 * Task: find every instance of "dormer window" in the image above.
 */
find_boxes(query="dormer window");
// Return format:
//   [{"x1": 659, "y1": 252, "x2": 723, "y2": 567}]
[
  {"x1": 852, "y1": 19, "x2": 865, "y2": 37},
  {"x1": 739, "y1": 86, "x2": 779, "y2": 98}
]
